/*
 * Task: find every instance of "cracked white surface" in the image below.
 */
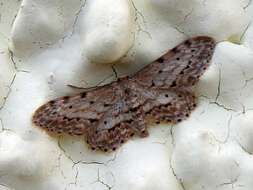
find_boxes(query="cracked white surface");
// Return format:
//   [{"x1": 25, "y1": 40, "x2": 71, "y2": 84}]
[{"x1": 0, "y1": 0, "x2": 253, "y2": 190}]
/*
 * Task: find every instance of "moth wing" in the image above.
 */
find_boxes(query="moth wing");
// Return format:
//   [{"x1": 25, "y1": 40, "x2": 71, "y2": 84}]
[
  {"x1": 86, "y1": 122, "x2": 135, "y2": 151},
  {"x1": 32, "y1": 82, "x2": 124, "y2": 136},
  {"x1": 149, "y1": 89, "x2": 196, "y2": 123},
  {"x1": 132, "y1": 36, "x2": 216, "y2": 88}
]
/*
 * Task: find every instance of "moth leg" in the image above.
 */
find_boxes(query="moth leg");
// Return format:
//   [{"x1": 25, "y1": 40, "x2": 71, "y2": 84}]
[{"x1": 85, "y1": 122, "x2": 135, "y2": 152}]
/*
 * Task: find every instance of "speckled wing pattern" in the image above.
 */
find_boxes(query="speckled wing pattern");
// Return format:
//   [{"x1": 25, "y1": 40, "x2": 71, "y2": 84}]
[{"x1": 33, "y1": 36, "x2": 216, "y2": 152}]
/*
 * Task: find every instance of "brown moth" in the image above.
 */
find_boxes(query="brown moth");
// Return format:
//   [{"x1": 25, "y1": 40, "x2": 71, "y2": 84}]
[{"x1": 33, "y1": 36, "x2": 216, "y2": 152}]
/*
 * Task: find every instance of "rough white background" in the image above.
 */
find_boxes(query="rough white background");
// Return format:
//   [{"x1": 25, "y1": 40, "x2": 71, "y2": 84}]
[{"x1": 0, "y1": 0, "x2": 253, "y2": 190}]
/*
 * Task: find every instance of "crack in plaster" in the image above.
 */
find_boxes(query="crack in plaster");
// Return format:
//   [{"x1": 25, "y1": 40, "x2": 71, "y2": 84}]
[
  {"x1": 57, "y1": 137, "x2": 119, "y2": 169},
  {"x1": 57, "y1": 137, "x2": 79, "y2": 164},
  {"x1": 215, "y1": 67, "x2": 222, "y2": 102},
  {"x1": 73, "y1": 151, "x2": 119, "y2": 168},
  {"x1": 239, "y1": 102, "x2": 246, "y2": 114},
  {"x1": 111, "y1": 65, "x2": 118, "y2": 80},
  {"x1": 70, "y1": 0, "x2": 87, "y2": 37},
  {"x1": 10, "y1": 13, "x2": 18, "y2": 29},
  {"x1": 0, "y1": 118, "x2": 4, "y2": 132},
  {"x1": 66, "y1": 62, "x2": 122, "y2": 90},
  {"x1": 217, "y1": 168, "x2": 243, "y2": 190},
  {"x1": 210, "y1": 102, "x2": 237, "y2": 112},
  {"x1": 169, "y1": 157, "x2": 186, "y2": 190},
  {"x1": 91, "y1": 169, "x2": 115, "y2": 190},
  {"x1": 236, "y1": 138, "x2": 253, "y2": 156},
  {"x1": 172, "y1": 2, "x2": 210, "y2": 37},
  {"x1": 201, "y1": 67, "x2": 234, "y2": 112},
  {"x1": 243, "y1": 74, "x2": 253, "y2": 88},
  {"x1": 64, "y1": 167, "x2": 79, "y2": 190},
  {"x1": 178, "y1": 7, "x2": 194, "y2": 27},
  {"x1": 212, "y1": 115, "x2": 233, "y2": 145},
  {"x1": 67, "y1": 72, "x2": 115, "y2": 90},
  {"x1": 183, "y1": 8, "x2": 194, "y2": 22},
  {"x1": 172, "y1": 25, "x2": 188, "y2": 38},
  {"x1": 57, "y1": 137, "x2": 85, "y2": 165},
  {"x1": 151, "y1": 139, "x2": 169, "y2": 146},
  {"x1": 169, "y1": 126, "x2": 186, "y2": 190},
  {"x1": 59, "y1": 0, "x2": 87, "y2": 42},
  {"x1": 236, "y1": 106, "x2": 253, "y2": 117},
  {"x1": 57, "y1": 153, "x2": 68, "y2": 180},
  {"x1": 56, "y1": 136, "x2": 119, "y2": 190},
  {"x1": 239, "y1": 21, "x2": 252, "y2": 42},
  {"x1": 0, "y1": 118, "x2": 13, "y2": 133},
  {"x1": 130, "y1": 0, "x2": 152, "y2": 39},
  {"x1": 199, "y1": 68, "x2": 237, "y2": 112},
  {"x1": 50, "y1": 153, "x2": 67, "y2": 179},
  {"x1": 201, "y1": 95, "x2": 237, "y2": 112},
  {"x1": 0, "y1": 73, "x2": 16, "y2": 111},
  {"x1": 8, "y1": 49, "x2": 29, "y2": 73}
]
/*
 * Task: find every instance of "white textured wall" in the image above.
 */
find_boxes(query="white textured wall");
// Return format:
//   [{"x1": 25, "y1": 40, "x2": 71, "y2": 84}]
[{"x1": 0, "y1": 0, "x2": 253, "y2": 190}]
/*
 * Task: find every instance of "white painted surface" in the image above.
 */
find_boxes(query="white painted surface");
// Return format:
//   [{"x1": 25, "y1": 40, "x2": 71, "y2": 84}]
[{"x1": 0, "y1": 0, "x2": 253, "y2": 190}]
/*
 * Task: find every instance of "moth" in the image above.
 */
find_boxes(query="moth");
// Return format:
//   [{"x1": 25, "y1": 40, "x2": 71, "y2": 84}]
[{"x1": 33, "y1": 36, "x2": 216, "y2": 152}]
